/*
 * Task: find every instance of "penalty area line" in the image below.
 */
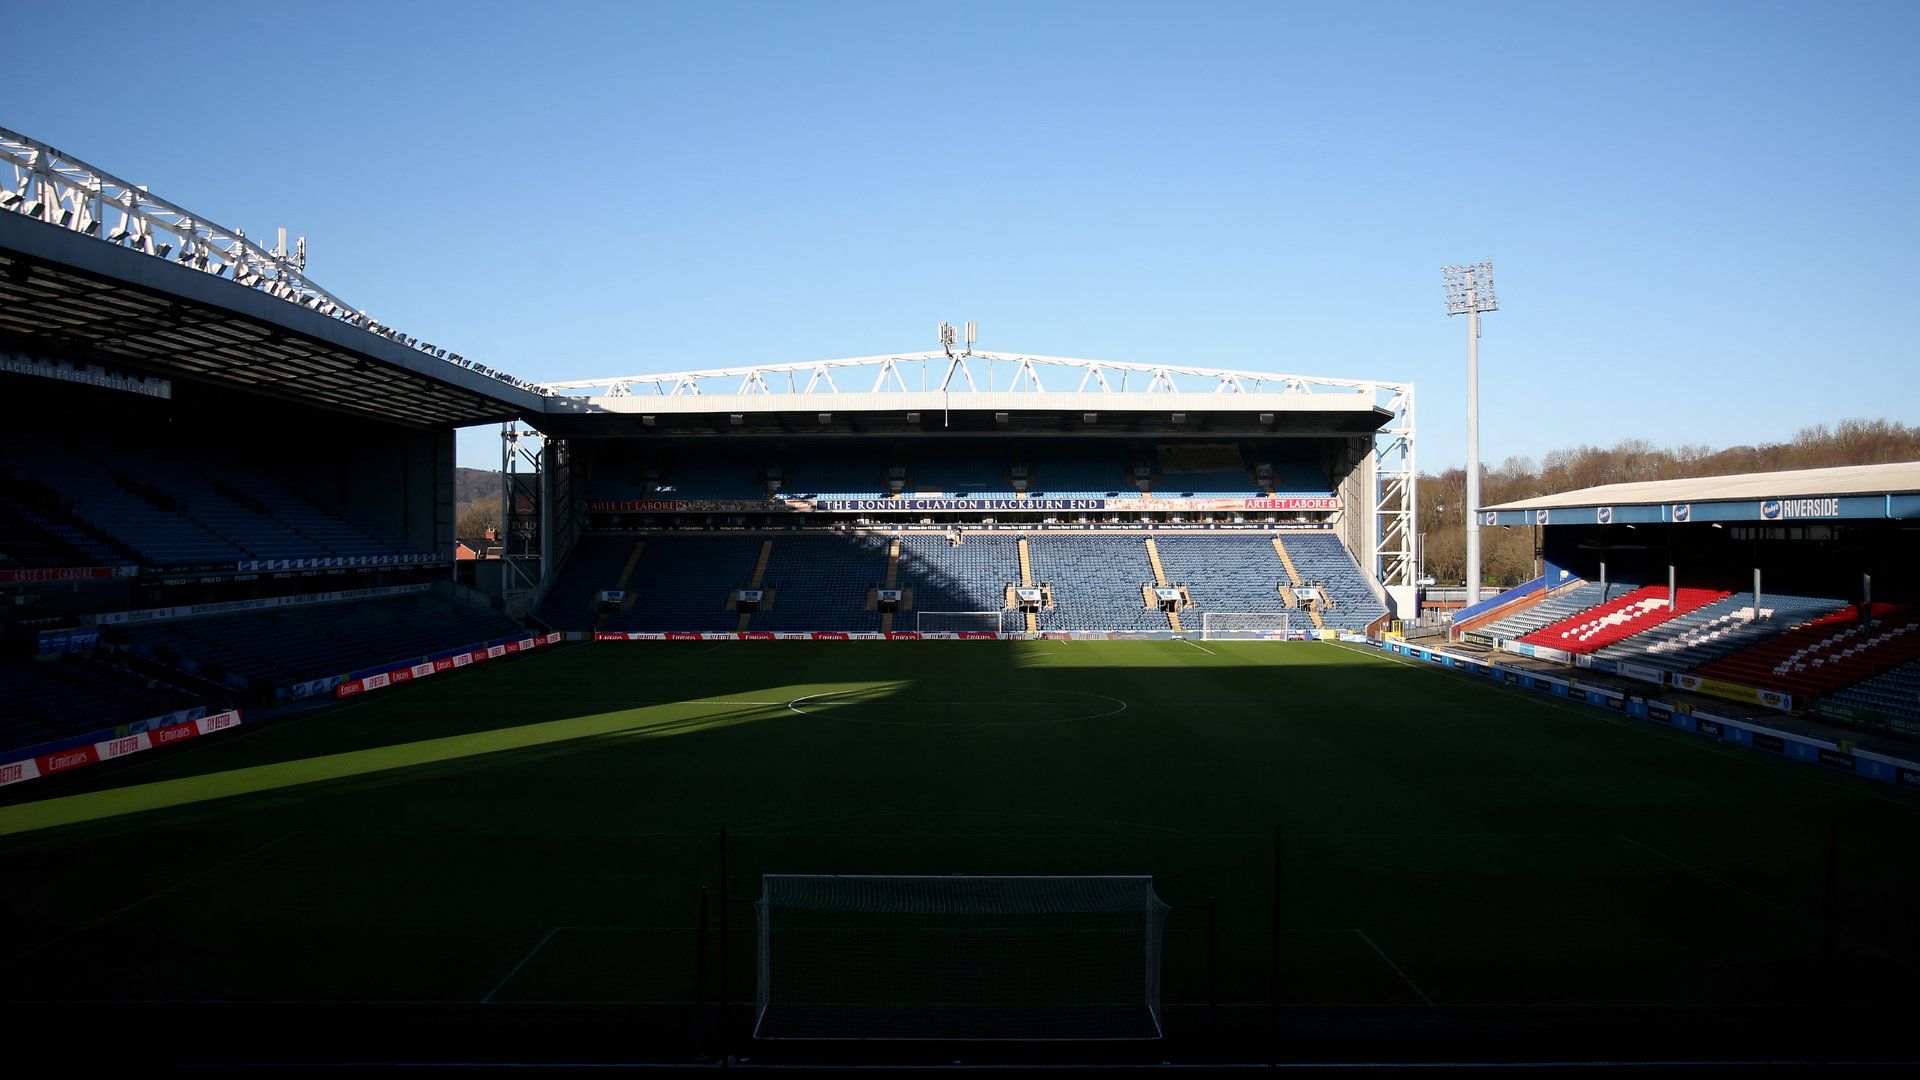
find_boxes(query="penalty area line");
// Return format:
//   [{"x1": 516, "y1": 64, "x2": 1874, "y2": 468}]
[
  {"x1": 482, "y1": 925, "x2": 562, "y2": 1003},
  {"x1": 1178, "y1": 637, "x2": 1216, "y2": 656}
]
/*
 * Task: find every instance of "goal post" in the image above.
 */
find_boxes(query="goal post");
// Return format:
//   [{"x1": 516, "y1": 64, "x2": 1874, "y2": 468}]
[
  {"x1": 1199, "y1": 611, "x2": 1294, "y2": 640},
  {"x1": 915, "y1": 610, "x2": 1005, "y2": 635},
  {"x1": 754, "y1": 874, "x2": 1169, "y2": 1041}
]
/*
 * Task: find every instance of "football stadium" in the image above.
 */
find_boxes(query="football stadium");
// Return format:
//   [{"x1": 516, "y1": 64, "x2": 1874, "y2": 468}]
[{"x1": 5, "y1": 122, "x2": 1920, "y2": 1073}]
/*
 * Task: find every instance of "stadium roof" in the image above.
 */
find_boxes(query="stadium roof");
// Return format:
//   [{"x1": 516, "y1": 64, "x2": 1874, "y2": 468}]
[
  {"x1": 533, "y1": 352, "x2": 1406, "y2": 439},
  {"x1": 2, "y1": 126, "x2": 542, "y2": 428},
  {"x1": 1482, "y1": 460, "x2": 1920, "y2": 527},
  {"x1": 0, "y1": 212, "x2": 540, "y2": 427}
]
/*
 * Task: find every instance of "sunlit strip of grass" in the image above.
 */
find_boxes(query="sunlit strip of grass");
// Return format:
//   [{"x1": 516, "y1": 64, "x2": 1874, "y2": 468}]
[{"x1": 0, "y1": 694, "x2": 801, "y2": 838}]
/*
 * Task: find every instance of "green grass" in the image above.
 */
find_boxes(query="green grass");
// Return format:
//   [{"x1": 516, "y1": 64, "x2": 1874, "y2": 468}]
[{"x1": 3, "y1": 639, "x2": 1917, "y2": 1026}]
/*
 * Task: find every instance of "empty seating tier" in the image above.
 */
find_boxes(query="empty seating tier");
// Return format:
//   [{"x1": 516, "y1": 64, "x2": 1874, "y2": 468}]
[
  {"x1": 0, "y1": 656, "x2": 200, "y2": 753},
  {"x1": 1695, "y1": 603, "x2": 1920, "y2": 699},
  {"x1": 1825, "y1": 657, "x2": 1920, "y2": 726},
  {"x1": 111, "y1": 595, "x2": 521, "y2": 694},
  {"x1": 599, "y1": 537, "x2": 766, "y2": 632},
  {"x1": 1470, "y1": 582, "x2": 1611, "y2": 643},
  {"x1": 1155, "y1": 534, "x2": 1288, "y2": 615},
  {"x1": 1519, "y1": 585, "x2": 1729, "y2": 656},
  {"x1": 8, "y1": 438, "x2": 421, "y2": 567},
  {"x1": 756, "y1": 535, "x2": 890, "y2": 631},
  {"x1": 1282, "y1": 533, "x2": 1387, "y2": 631},
  {"x1": 1589, "y1": 593, "x2": 1850, "y2": 674},
  {"x1": 895, "y1": 534, "x2": 1020, "y2": 616},
  {"x1": 1026, "y1": 535, "x2": 1163, "y2": 631}
]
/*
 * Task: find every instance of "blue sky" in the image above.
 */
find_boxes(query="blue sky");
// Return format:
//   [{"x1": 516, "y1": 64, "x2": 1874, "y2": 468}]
[{"x1": 11, "y1": 1, "x2": 1917, "y2": 470}]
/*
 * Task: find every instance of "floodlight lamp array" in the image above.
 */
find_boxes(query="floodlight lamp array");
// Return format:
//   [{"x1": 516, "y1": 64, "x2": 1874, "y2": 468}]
[{"x1": 1441, "y1": 261, "x2": 1498, "y2": 316}]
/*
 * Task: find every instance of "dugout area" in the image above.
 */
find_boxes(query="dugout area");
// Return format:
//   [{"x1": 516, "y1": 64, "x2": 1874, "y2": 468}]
[{"x1": 2, "y1": 639, "x2": 1918, "y2": 1070}]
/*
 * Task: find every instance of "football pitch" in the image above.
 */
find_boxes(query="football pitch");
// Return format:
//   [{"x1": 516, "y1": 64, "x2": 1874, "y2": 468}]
[{"x1": 3, "y1": 639, "x2": 1918, "y2": 1063}]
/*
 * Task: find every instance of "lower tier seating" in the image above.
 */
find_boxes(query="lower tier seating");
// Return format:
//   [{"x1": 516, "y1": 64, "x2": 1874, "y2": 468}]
[
  {"x1": 539, "y1": 530, "x2": 1386, "y2": 634},
  {"x1": 0, "y1": 654, "x2": 202, "y2": 753},
  {"x1": 1284, "y1": 533, "x2": 1388, "y2": 630},
  {"x1": 111, "y1": 595, "x2": 521, "y2": 693},
  {"x1": 895, "y1": 534, "x2": 1020, "y2": 618},
  {"x1": 1156, "y1": 534, "x2": 1289, "y2": 616},
  {"x1": 1694, "y1": 603, "x2": 1920, "y2": 699},
  {"x1": 1591, "y1": 593, "x2": 1849, "y2": 674},
  {"x1": 536, "y1": 535, "x2": 638, "y2": 631},
  {"x1": 1027, "y1": 534, "x2": 1164, "y2": 632},
  {"x1": 1519, "y1": 585, "x2": 1729, "y2": 656},
  {"x1": 1471, "y1": 582, "x2": 1610, "y2": 642},
  {"x1": 599, "y1": 536, "x2": 765, "y2": 632},
  {"x1": 1825, "y1": 658, "x2": 1920, "y2": 725},
  {"x1": 756, "y1": 535, "x2": 889, "y2": 632}
]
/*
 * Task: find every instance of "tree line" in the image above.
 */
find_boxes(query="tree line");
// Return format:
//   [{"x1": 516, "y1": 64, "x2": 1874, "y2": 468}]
[{"x1": 1419, "y1": 419, "x2": 1920, "y2": 588}]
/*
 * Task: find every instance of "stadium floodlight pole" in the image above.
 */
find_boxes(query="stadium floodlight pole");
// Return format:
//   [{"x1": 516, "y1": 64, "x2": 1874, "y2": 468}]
[{"x1": 1442, "y1": 261, "x2": 1498, "y2": 605}]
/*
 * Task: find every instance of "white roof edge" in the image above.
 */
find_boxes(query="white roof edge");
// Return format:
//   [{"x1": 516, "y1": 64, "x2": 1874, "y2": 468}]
[
  {"x1": 565, "y1": 390, "x2": 1390, "y2": 414},
  {"x1": 541, "y1": 351, "x2": 1409, "y2": 396},
  {"x1": 1483, "y1": 460, "x2": 1920, "y2": 511}
]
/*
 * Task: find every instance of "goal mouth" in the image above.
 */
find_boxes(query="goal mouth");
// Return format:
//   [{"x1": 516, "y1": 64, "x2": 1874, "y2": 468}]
[
  {"x1": 914, "y1": 611, "x2": 1013, "y2": 635},
  {"x1": 1198, "y1": 612, "x2": 1295, "y2": 640},
  {"x1": 754, "y1": 874, "x2": 1169, "y2": 1042}
]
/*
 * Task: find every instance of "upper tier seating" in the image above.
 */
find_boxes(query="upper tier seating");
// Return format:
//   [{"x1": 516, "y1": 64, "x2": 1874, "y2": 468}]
[
  {"x1": 17, "y1": 447, "x2": 248, "y2": 565},
  {"x1": 599, "y1": 536, "x2": 766, "y2": 632},
  {"x1": 0, "y1": 492, "x2": 129, "y2": 568},
  {"x1": 1825, "y1": 658, "x2": 1920, "y2": 726},
  {"x1": 0, "y1": 655, "x2": 200, "y2": 753},
  {"x1": 1519, "y1": 585, "x2": 1729, "y2": 656},
  {"x1": 1589, "y1": 593, "x2": 1849, "y2": 674},
  {"x1": 10, "y1": 440, "x2": 420, "y2": 566},
  {"x1": 582, "y1": 440, "x2": 1337, "y2": 503},
  {"x1": 756, "y1": 534, "x2": 889, "y2": 631},
  {"x1": 895, "y1": 534, "x2": 1020, "y2": 615},
  {"x1": 1694, "y1": 603, "x2": 1920, "y2": 698},
  {"x1": 1027, "y1": 534, "x2": 1166, "y2": 631},
  {"x1": 1283, "y1": 533, "x2": 1388, "y2": 630},
  {"x1": 112, "y1": 595, "x2": 520, "y2": 692},
  {"x1": 1155, "y1": 534, "x2": 1289, "y2": 614},
  {"x1": 1471, "y1": 582, "x2": 1611, "y2": 642}
]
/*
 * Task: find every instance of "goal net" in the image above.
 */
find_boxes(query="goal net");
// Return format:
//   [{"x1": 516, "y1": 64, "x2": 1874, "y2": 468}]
[
  {"x1": 916, "y1": 610, "x2": 1005, "y2": 635},
  {"x1": 1199, "y1": 611, "x2": 1294, "y2": 640},
  {"x1": 754, "y1": 874, "x2": 1169, "y2": 1041}
]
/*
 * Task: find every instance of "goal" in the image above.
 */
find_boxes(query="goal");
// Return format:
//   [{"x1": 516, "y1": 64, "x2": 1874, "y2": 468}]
[
  {"x1": 916, "y1": 610, "x2": 1006, "y2": 635},
  {"x1": 754, "y1": 874, "x2": 1169, "y2": 1041},
  {"x1": 1199, "y1": 611, "x2": 1294, "y2": 640}
]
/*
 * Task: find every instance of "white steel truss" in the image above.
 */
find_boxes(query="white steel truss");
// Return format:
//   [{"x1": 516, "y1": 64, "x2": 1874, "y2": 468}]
[
  {"x1": 0, "y1": 124, "x2": 544, "y2": 396},
  {"x1": 1373, "y1": 383, "x2": 1417, "y2": 591},
  {"x1": 542, "y1": 351, "x2": 1386, "y2": 399}
]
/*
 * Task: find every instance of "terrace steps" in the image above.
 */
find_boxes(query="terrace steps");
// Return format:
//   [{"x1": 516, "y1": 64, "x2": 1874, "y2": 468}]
[
  {"x1": 595, "y1": 539, "x2": 647, "y2": 634},
  {"x1": 1272, "y1": 535, "x2": 1323, "y2": 631},
  {"x1": 737, "y1": 538, "x2": 775, "y2": 633},
  {"x1": 1144, "y1": 536, "x2": 1182, "y2": 632},
  {"x1": 1017, "y1": 536, "x2": 1038, "y2": 634},
  {"x1": 879, "y1": 536, "x2": 901, "y2": 633}
]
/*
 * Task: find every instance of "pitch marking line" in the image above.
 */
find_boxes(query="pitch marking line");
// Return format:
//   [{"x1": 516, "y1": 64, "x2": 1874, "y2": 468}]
[
  {"x1": 483, "y1": 925, "x2": 562, "y2": 1003},
  {"x1": 1350, "y1": 928, "x2": 1435, "y2": 1005},
  {"x1": 0, "y1": 829, "x2": 303, "y2": 971},
  {"x1": 1614, "y1": 833, "x2": 1907, "y2": 966},
  {"x1": 1178, "y1": 637, "x2": 1216, "y2": 656}
]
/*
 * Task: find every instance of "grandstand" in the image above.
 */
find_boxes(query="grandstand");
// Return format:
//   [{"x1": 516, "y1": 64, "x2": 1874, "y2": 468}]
[
  {"x1": 1464, "y1": 462, "x2": 1920, "y2": 735},
  {"x1": 9, "y1": 123, "x2": 1920, "y2": 1073}
]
